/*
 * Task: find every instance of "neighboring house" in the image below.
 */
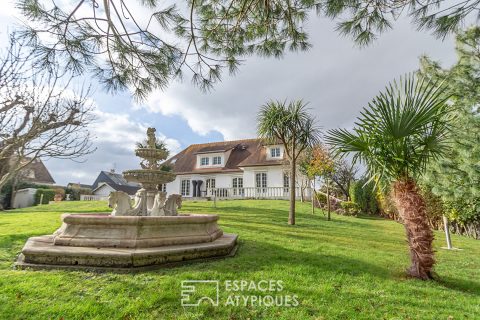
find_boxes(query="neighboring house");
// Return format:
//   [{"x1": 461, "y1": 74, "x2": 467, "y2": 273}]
[
  {"x1": 91, "y1": 170, "x2": 140, "y2": 196},
  {"x1": 9, "y1": 159, "x2": 56, "y2": 208},
  {"x1": 19, "y1": 158, "x2": 56, "y2": 185},
  {"x1": 162, "y1": 139, "x2": 311, "y2": 199}
]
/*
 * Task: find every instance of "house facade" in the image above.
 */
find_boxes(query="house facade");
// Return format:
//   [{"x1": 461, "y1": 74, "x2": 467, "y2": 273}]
[
  {"x1": 19, "y1": 158, "x2": 56, "y2": 186},
  {"x1": 91, "y1": 170, "x2": 140, "y2": 196},
  {"x1": 163, "y1": 139, "x2": 311, "y2": 200}
]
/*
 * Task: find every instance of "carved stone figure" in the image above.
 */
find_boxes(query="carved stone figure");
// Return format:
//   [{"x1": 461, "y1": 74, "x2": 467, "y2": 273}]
[
  {"x1": 150, "y1": 192, "x2": 167, "y2": 216},
  {"x1": 146, "y1": 127, "x2": 156, "y2": 148},
  {"x1": 108, "y1": 191, "x2": 133, "y2": 216},
  {"x1": 164, "y1": 194, "x2": 182, "y2": 216}
]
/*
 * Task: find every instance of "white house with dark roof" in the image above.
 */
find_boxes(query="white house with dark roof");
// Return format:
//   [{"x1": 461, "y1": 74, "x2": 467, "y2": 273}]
[
  {"x1": 91, "y1": 170, "x2": 140, "y2": 196},
  {"x1": 162, "y1": 139, "x2": 311, "y2": 199}
]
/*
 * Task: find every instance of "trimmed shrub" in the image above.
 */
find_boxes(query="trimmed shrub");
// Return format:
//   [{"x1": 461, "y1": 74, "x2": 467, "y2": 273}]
[
  {"x1": 340, "y1": 201, "x2": 360, "y2": 216},
  {"x1": 349, "y1": 178, "x2": 379, "y2": 215},
  {"x1": 35, "y1": 189, "x2": 56, "y2": 205}
]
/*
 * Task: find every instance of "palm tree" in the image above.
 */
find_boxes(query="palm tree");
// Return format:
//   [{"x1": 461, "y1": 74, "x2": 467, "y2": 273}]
[
  {"x1": 325, "y1": 74, "x2": 452, "y2": 279},
  {"x1": 258, "y1": 100, "x2": 321, "y2": 225}
]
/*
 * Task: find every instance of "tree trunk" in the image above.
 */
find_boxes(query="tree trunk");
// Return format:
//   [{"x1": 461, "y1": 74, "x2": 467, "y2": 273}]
[
  {"x1": 393, "y1": 179, "x2": 435, "y2": 280},
  {"x1": 326, "y1": 178, "x2": 331, "y2": 221},
  {"x1": 311, "y1": 179, "x2": 315, "y2": 214},
  {"x1": 289, "y1": 158, "x2": 296, "y2": 225},
  {"x1": 10, "y1": 176, "x2": 18, "y2": 209}
]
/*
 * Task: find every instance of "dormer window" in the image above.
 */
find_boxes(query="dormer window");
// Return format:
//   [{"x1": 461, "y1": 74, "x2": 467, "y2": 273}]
[
  {"x1": 270, "y1": 147, "x2": 281, "y2": 158},
  {"x1": 200, "y1": 157, "x2": 209, "y2": 166},
  {"x1": 213, "y1": 156, "x2": 222, "y2": 165}
]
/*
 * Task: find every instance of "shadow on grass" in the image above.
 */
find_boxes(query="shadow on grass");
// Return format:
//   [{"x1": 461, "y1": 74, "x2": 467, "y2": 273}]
[
  {"x1": 222, "y1": 238, "x2": 392, "y2": 279},
  {"x1": 435, "y1": 275, "x2": 480, "y2": 296},
  {"x1": 356, "y1": 214, "x2": 386, "y2": 220}
]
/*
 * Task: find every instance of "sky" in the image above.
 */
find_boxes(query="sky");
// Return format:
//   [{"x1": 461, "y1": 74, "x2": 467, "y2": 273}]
[{"x1": 0, "y1": 1, "x2": 458, "y2": 186}]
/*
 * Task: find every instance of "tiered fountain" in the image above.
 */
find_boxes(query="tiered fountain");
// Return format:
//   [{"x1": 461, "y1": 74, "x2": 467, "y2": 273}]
[{"x1": 16, "y1": 128, "x2": 237, "y2": 271}]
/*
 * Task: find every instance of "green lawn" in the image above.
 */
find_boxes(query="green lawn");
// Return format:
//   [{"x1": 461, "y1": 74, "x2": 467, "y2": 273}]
[{"x1": 0, "y1": 200, "x2": 479, "y2": 319}]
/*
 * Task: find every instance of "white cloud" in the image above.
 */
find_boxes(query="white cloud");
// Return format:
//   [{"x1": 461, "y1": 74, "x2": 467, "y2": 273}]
[{"x1": 45, "y1": 107, "x2": 181, "y2": 186}]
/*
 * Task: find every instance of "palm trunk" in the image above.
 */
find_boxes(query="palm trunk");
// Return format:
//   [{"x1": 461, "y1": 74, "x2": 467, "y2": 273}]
[
  {"x1": 289, "y1": 158, "x2": 296, "y2": 225},
  {"x1": 393, "y1": 179, "x2": 435, "y2": 280}
]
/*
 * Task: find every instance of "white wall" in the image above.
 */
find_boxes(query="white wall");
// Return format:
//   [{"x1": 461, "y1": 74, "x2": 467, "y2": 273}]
[
  {"x1": 12, "y1": 188, "x2": 37, "y2": 208},
  {"x1": 93, "y1": 184, "x2": 115, "y2": 196},
  {"x1": 165, "y1": 165, "x2": 311, "y2": 197},
  {"x1": 167, "y1": 173, "x2": 236, "y2": 197},
  {"x1": 242, "y1": 166, "x2": 285, "y2": 188}
]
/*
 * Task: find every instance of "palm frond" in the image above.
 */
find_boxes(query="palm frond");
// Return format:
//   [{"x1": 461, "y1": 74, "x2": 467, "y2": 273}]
[{"x1": 325, "y1": 73, "x2": 453, "y2": 183}]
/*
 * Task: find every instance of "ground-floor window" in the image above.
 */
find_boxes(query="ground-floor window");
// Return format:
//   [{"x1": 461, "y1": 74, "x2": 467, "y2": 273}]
[
  {"x1": 232, "y1": 177, "x2": 244, "y2": 196},
  {"x1": 255, "y1": 172, "x2": 267, "y2": 193},
  {"x1": 206, "y1": 178, "x2": 216, "y2": 196},
  {"x1": 158, "y1": 184, "x2": 167, "y2": 192},
  {"x1": 181, "y1": 179, "x2": 190, "y2": 196}
]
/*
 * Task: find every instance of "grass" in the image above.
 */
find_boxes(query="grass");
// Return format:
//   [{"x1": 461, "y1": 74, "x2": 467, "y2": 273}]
[{"x1": 0, "y1": 200, "x2": 479, "y2": 319}]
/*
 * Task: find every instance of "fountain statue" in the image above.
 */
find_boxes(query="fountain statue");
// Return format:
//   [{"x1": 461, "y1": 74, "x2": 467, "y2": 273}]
[
  {"x1": 108, "y1": 127, "x2": 180, "y2": 216},
  {"x1": 15, "y1": 128, "x2": 238, "y2": 271}
]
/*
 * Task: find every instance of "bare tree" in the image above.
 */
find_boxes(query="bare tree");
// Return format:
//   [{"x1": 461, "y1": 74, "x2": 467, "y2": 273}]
[
  {"x1": 0, "y1": 35, "x2": 95, "y2": 203},
  {"x1": 330, "y1": 159, "x2": 358, "y2": 201}
]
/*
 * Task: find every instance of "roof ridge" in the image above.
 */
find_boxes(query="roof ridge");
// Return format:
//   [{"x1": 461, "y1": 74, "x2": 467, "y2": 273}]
[{"x1": 188, "y1": 138, "x2": 261, "y2": 148}]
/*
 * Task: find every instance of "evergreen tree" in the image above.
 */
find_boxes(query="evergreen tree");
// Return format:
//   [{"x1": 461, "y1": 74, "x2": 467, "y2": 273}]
[
  {"x1": 420, "y1": 27, "x2": 480, "y2": 224},
  {"x1": 16, "y1": 1, "x2": 480, "y2": 98}
]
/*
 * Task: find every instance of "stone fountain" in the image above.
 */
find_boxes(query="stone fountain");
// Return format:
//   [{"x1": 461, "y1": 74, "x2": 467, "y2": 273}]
[{"x1": 15, "y1": 128, "x2": 237, "y2": 271}]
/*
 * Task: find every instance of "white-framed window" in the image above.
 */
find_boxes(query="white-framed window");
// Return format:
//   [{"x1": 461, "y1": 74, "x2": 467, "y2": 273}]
[
  {"x1": 206, "y1": 178, "x2": 216, "y2": 189},
  {"x1": 181, "y1": 179, "x2": 190, "y2": 196},
  {"x1": 158, "y1": 184, "x2": 167, "y2": 192},
  {"x1": 255, "y1": 172, "x2": 267, "y2": 193},
  {"x1": 232, "y1": 177, "x2": 244, "y2": 196},
  {"x1": 200, "y1": 157, "x2": 209, "y2": 166},
  {"x1": 206, "y1": 178, "x2": 216, "y2": 196},
  {"x1": 212, "y1": 156, "x2": 222, "y2": 165},
  {"x1": 270, "y1": 147, "x2": 281, "y2": 158}
]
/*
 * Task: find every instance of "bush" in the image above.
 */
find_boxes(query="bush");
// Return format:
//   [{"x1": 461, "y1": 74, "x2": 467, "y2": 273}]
[
  {"x1": 35, "y1": 189, "x2": 56, "y2": 205},
  {"x1": 316, "y1": 192, "x2": 327, "y2": 206},
  {"x1": 349, "y1": 178, "x2": 379, "y2": 215},
  {"x1": 376, "y1": 188, "x2": 399, "y2": 221},
  {"x1": 65, "y1": 187, "x2": 92, "y2": 201},
  {"x1": 340, "y1": 201, "x2": 360, "y2": 216}
]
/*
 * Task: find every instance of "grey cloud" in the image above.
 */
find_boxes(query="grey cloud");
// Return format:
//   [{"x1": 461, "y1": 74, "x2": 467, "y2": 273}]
[{"x1": 142, "y1": 16, "x2": 456, "y2": 139}]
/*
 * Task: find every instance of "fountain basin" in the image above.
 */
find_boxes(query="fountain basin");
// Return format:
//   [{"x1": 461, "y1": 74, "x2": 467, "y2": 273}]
[
  {"x1": 53, "y1": 213, "x2": 224, "y2": 248},
  {"x1": 123, "y1": 169, "x2": 176, "y2": 185},
  {"x1": 135, "y1": 148, "x2": 168, "y2": 160},
  {"x1": 16, "y1": 213, "x2": 237, "y2": 270}
]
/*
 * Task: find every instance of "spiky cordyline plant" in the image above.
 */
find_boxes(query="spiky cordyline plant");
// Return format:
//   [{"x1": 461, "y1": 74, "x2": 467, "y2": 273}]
[
  {"x1": 325, "y1": 74, "x2": 452, "y2": 280},
  {"x1": 257, "y1": 100, "x2": 321, "y2": 225}
]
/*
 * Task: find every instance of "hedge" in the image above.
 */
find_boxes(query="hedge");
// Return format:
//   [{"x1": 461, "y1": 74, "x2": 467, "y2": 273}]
[{"x1": 35, "y1": 189, "x2": 56, "y2": 205}]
